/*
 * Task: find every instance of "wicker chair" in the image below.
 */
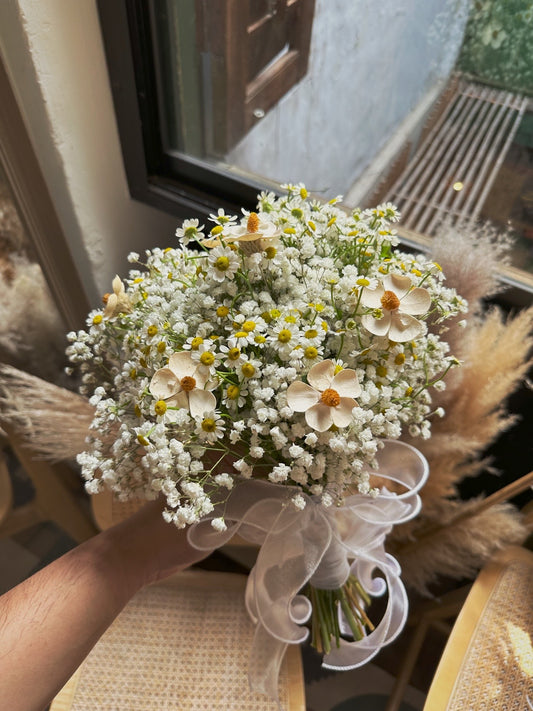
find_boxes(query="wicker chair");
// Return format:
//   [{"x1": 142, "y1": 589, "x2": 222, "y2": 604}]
[
  {"x1": 50, "y1": 491, "x2": 305, "y2": 711},
  {"x1": 386, "y1": 545, "x2": 533, "y2": 711}
]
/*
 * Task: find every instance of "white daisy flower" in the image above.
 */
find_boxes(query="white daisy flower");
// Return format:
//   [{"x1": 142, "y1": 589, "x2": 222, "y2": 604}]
[
  {"x1": 149, "y1": 351, "x2": 217, "y2": 419},
  {"x1": 286, "y1": 359, "x2": 361, "y2": 432},
  {"x1": 208, "y1": 246, "x2": 240, "y2": 282},
  {"x1": 360, "y1": 274, "x2": 431, "y2": 342}
]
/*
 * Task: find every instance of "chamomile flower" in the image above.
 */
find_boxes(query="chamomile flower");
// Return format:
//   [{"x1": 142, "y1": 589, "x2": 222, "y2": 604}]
[
  {"x1": 208, "y1": 246, "x2": 240, "y2": 283},
  {"x1": 195, "y1": 411, "x2": 225, "y2": 442},
  {"x1": 175, "y1": 218, "x2": 204, "y2": 245}
]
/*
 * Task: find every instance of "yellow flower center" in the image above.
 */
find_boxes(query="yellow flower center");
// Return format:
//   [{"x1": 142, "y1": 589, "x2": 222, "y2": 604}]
[
  {"x1": 92, "y1": 314, "x2": 103, "y2": 325},
  {"x1": 191, "y1": 337, "x2": 203, "y2": 350},
  {"x1": 216, "y1": 305, "x2": 229, "y2": 317},
  {"x1": 180, "y1": 376, "x2": 196, "y2": 392},
  {"x1": 157, "y1": 341, "x2": 166, "y2": 353},
  {"x1": 265, "y1": 246, "x2": 277, "y2": 259},
  {"x1": 320, "y1": 388, "x2": 340, "y2": 407},
  {"x1": 129, "y1": 368, "x2": 137, "y2": 379},
  {"x1": 154, "y1": 400, "x2": 167, "y2": 415},
  {"x1": 137, "y1": 434, "x2": 149, "y2": 446},
  {"x1": 247, "y1": 212, "x2": 260, "y2": 233},
  {"x1": 241, "y1": 362, "x2": 256, "y2": 378},
  {"x1": 242, "y1": 320, "x2": 256, "y2": 332},
  {"x1": 227, "y1": 385, "x2": 240, "y2": 400},
  {"x1": 134, "y1": 404, "x2": 141, "y2": 418},
  {"x1": 147, "y1": 325, "x2": 158, "y2": 337},
  {"x1": 201, "y1": 417, "x2": 216, "y2": 432},
  {"x1": 228, "y1": 347, "x2": 241, "y2": 360},
  {"x1": 376, "y1": 365, "x2": 388, "y2": 377},
  {"x1": 215, "y1": 256, "x2": 230, "y2": 272},
  {"x1": 356, "y1": 278, "x2": 370, "y2": 287},
  {"x1": 278, "y1": 329, "x2": 292, "y2": 343},
  {"x1": 305, "y1": 329, "x2": 318, "y2": 339},
  {"x1": 304, "y1": 346, "x2": 318, "y2": 359},
  {"x1": 254, "y1": 335, "x2": 266, "y2": 344},
  {"x1": 211, "y1": 225, "x2": 223, "y2": 235},
  {"x1": 395, "y1": 353, "x2": 406, "y2": 365},
  {"x1": 200, "y1": 352, "x2": 215, "y2": 366},
  {"x1": 234, "y1": 331, "x2": 248, "y2": 339},
  {"x1": 381, "y1": 290, "x2": 400, "y2": 311}
]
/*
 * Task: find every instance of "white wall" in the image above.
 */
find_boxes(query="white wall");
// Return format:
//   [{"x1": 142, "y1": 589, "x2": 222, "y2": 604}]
[
  {"x1": 0, "y1": 0, "x2": 177, "y2": 306},
  {"x1": 228, "y1": 0, "x2": 471, "y2": 199}
]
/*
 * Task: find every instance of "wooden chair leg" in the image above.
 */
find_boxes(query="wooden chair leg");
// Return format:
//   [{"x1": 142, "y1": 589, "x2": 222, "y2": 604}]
[{"x1": 6, "y1": 430, "x2": 98, "y2": 543}]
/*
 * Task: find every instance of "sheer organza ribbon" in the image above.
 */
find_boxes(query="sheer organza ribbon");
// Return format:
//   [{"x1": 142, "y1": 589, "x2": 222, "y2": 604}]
[{"x1": 188, "y1": 439, "x2": 428, "y2": 702}]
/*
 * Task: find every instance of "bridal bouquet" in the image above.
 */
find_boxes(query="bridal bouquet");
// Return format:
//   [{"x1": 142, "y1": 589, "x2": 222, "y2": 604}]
[{"x1": 65, "y1": 184, "x2": 466, "y2": 697}]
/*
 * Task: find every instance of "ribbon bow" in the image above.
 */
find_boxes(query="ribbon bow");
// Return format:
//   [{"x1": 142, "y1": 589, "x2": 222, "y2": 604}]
[{"x1": 188, "y1": 440, "x2": 428, "y2": 701}]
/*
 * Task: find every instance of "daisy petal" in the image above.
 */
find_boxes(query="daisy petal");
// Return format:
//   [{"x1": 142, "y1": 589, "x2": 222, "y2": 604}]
[
  {"x1": 384, "y1": 273, "x2": 412, "y2": 299},
  {"x1": 331, "y1": 369, "x2": 362, "y2": 398},
  {"x1": 188, "y1": 389, "x2": 217, "y2": 419},
  {"x1": 331, "y1": 398, "x2": 356, "y2": 428},
  {"x1": 305, "y1": 403, "x2": 333, "y2": 432},
  {"x1": 389, "y1": 312, "x2": 426, "y2": 342},
  {"x1": 168, "y1": 390, "x2": 189, "y2": 410},
  {"x1": 307, "y1": 359, "x2": 336, "y2": 391},
  {"x1": 286, "y1": 381, "x2": 320, "y2": 412},
  {"x1": 361, "y1": 312, "x2": 392, "y2": 337},
  {"x1": 360, "y1": 285, "x2": 384, "y2": 309},
  {"x1": 400, "y1": 287, "x2": 431, "y2": 315},
  {"x1": 150, "y1": 368, "x2": 179, "y2": 399},
  {"x1": 168, "y1": 351, "x2": 196, "y2": 379}
]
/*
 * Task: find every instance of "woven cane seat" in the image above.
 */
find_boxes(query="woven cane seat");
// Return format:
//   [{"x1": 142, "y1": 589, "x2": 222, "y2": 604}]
[
  {"x1": 50, "y1": 569, "x2": 305, "y2": 711},
  {"x1": 424, "y1": 546, "x2": 533, "y2": 710}
]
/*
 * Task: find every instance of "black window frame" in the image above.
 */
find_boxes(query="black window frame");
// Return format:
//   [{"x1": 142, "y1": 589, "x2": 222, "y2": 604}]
[
  {"x1": 97, "y1": 0, "x2": 267, "y2": 223},
  {"x1": 98, "y1": 0, "x2": 533, "y2": 309}
]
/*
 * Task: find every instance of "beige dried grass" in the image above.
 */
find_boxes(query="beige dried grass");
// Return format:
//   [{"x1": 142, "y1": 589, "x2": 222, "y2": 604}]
[{"x1": 388, "y1": 222, "x2": 533, "y2": 593}]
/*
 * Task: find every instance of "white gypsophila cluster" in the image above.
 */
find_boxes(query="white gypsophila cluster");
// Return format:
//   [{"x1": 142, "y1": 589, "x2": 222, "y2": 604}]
[{"x1": 66, "y1": 185, "x2": 467, "y2": 528}]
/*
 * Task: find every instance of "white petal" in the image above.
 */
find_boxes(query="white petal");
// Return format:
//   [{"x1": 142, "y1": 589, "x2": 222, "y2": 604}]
[
  {"x1": 286, "y1": 381, "x2": 320, "y2": 412},
  {"x1": 360, "y1": 285, "x2": 384, "y2": 309},
  {"x1": 331, "y1": 398, "x2": 356, "y2": 428},
  {"x1": 389, "y1": 312, "x2": 426, "y2": 342},
  {"x1": 307, "y1": 359, "x2": 335, "y2": 391},
  {"x1": 331, "y1": 369, "x2": 362, "y2": 398},
  {"x1": 384, "y1": 273, "x2": 412, "y2": 299},
  {"x1": 188, "y1": 389, "x2": 217, "y2": 419},
  {"x1": 305, "y1": 403, "x2": 333, "y2": 432},
  {"x1": 150, "y1": 368, "x2": 179, "y2": 399},
  {"x1": 400, "y1": 287, "x2": 431, "y2": 315},
  {"x1": 112, "y1": 275, "x2": 125, "y2": 296},
  {"x1": 361, "y1": 312, "x2": 391, "y2": 337},
  {"x1": 167, "y1": 391, "x2": 188, "y2": 410},
  {"x1": 168, "y1": 351, "x2": 196, "y2": 379},
  {"x1": 103, "y1": 294, "x2": 118, "y2": 318}
]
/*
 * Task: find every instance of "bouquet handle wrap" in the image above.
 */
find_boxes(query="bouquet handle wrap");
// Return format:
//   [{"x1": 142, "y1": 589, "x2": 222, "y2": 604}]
[{"x1": 188, "y1": 439, "x2": 429, "y2": 701}]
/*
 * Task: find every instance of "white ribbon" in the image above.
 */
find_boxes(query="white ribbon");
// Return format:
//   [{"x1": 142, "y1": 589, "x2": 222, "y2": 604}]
[{"x1": 188, "y1": 440, "x2": 428, "y2": 702}]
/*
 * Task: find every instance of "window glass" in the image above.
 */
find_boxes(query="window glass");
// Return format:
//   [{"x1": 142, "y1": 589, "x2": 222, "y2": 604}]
[{"x1": 140, "y1": 1, "x2": 533, "y2": 277}]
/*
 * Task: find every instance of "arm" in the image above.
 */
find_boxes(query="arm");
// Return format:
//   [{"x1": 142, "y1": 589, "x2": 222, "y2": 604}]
[{"x1": 0, "y1": 499, "x2": 210, "y2": 711}]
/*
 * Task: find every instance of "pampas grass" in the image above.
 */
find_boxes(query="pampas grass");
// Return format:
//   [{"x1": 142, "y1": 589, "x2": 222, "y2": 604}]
[
  {"x1": 0, "y1": 364, "x2": 94, "y2": 460},
  {"x1": 388, "y1": 222, "x2": 533, "y2": 594}
]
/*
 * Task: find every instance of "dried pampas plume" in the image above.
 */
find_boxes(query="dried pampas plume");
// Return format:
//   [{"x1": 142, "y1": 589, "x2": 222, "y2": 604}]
[
  {"x1": 0, "y1": 364, "x2": 94, "y2": 460},
  {"x1": 388, "y1": 222, "x2": 533, "y2": 594}
]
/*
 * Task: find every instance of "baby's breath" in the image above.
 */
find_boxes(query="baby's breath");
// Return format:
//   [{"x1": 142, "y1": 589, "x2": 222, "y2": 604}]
[{"x1": 67, "y1": 187, "x2": 466, "y2": 528}]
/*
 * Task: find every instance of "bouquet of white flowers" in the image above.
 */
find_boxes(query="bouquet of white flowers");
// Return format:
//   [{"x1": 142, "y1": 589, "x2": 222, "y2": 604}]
[{"x1": 65, "y1": 184, "x2": 466, "y2": 699}]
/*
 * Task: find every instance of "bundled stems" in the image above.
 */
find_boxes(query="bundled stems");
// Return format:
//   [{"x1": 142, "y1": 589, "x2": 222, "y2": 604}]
[{"x1": 309, "y1": 574, "x2": 374, "y2": 655}]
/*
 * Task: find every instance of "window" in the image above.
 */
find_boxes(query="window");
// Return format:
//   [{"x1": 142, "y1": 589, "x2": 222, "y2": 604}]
[{"x1": 98, "y1": 0, "x2": 533, "y2": 296}]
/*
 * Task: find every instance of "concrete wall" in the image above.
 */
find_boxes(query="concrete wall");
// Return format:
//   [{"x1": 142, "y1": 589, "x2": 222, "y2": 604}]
[{"x1": 228, "y1": 0, "x2": 471, "y2": 199}]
